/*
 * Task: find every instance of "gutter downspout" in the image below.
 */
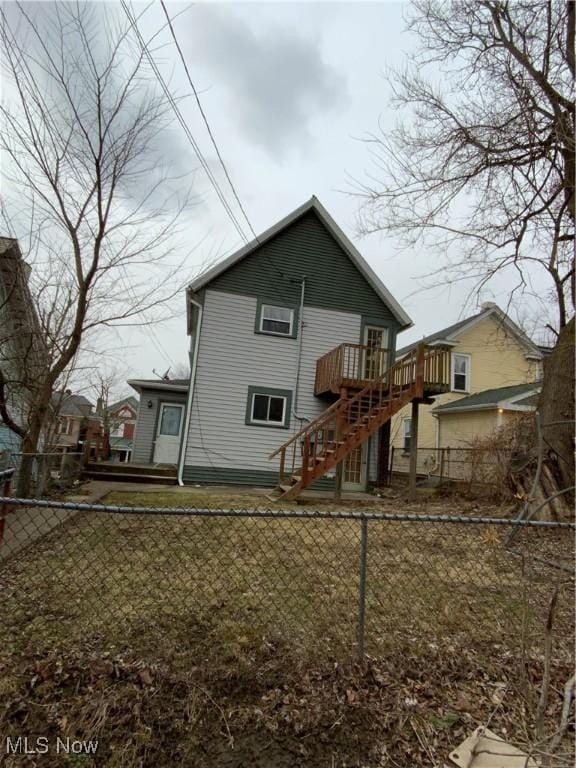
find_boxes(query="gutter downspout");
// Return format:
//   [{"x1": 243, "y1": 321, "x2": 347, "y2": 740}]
[
  {"x1": 177, "y1": 291, "x2": 203, "y2": 486},
  {"x1": 291, "y1": 277, "x2": 309, "y2": 425}
]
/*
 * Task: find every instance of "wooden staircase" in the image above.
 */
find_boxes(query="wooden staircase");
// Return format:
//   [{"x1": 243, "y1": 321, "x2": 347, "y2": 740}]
[{"x1": 268, "y1": 345, "x2": 450, "y2": 501}]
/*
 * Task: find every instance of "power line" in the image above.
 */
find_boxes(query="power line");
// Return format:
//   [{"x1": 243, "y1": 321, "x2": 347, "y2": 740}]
[
  {"x1": 155, "y1": 0, "x2": 293, "y2": 302},
  {"x1": 120, "y1": 0, "x2": 250, "y2": 245},
  {"x1": 159, "y1": 0, "x2": 258, "y2": 242},
  {"x1": 122, "y1": 1, "x2": 294, "y2": 305}
]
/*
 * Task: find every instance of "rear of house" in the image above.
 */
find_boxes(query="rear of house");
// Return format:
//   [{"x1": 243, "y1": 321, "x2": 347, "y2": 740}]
[{"x1": 180, "y1": 197, "x2": 413, "y2": 492}]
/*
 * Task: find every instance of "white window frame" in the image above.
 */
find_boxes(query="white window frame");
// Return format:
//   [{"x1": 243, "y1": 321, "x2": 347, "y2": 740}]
[
  {"x1": 451, "y1": 353, "x2": 471, "y2": 393},
  {"x1": 157, "y1": 402, "x2": 185, "y2": 439},
  {"x1": 250, "y1": 393, "x2": 287, "y2": 426},
  {"x1": 259, "y1": 304, "x2": 294, "y2": 337},
  {"x1": 402, "y1": 418, "x2": 412, "y2": 453},
  {"x1": 57, "y1": 417, "x2": 71, "y2": 436}
]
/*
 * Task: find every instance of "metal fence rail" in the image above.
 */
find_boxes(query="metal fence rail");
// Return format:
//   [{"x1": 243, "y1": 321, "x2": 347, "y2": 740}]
[
  {"x1": 0, "y1": 451, "x2": 83, "y2": 496},
  {"x1": 1, "y1": 477, "x2": 574, "y2": 662},
  {"x1": 390, "y1": 445, "x2": 516, "y2": 487}
]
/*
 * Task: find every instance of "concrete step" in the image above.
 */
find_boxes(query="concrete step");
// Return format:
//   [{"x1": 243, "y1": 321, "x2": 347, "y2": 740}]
[
  {"x1": 84, "y1": 462, "x2": 177, "y2": 478},
  {"x1": 83, "y1": 470, "x2": 178, "y2": 485}
]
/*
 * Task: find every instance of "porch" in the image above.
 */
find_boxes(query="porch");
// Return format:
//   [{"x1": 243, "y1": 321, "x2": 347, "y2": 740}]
[{"x1": 314, "y1": 343, "x2": 452, "y2": 396}]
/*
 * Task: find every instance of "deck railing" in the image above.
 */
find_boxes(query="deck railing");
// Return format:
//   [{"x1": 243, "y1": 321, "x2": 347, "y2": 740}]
[
  {"x1": 315, "y1": 342, "x2": 451, "y2": 396},
  {"x1": 315, "y1": 344, "x2": 389, "y2": 394},
  {"x1": 272, "y1": 345, "x2": 452, "y2": 488}
]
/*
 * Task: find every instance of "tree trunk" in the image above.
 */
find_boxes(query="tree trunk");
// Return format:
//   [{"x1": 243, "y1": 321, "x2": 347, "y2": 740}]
[
  {"x1": 15, "y1": 393, "x2": 50, "y2": 497},
  {"x1": 539, "y1": 317, "x2": 575, "y2": 508}
]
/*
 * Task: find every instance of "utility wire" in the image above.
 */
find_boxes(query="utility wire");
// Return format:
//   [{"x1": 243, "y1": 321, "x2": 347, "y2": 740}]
[
  {"x1": 120, "y1": 0, "x2": 249, "y2": 245},
  {"x1": 123, "y1": 0, "x2": 293, "y2": 305},
  {"x1": 156, "y1": 0, "x2": 294, "y2": 301},
  {"x1": 159, "y1": 0, "x2": 258, "y2": 242}
]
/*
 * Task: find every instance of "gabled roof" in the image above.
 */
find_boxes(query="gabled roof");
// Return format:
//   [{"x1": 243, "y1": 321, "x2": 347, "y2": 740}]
[
  {"x1": 396, "y1": 303, "x2": 543, "y2": 360},
  {"x1": 108, "y1": 395, "x2": 139, "y2": 415},
  {"x1": 188, "y1": 197, "x2": 412, "y2": 329},
  {"x1": 53, "y1": 391, "x2": 94, "y2": 417},
  {"x1": 434, "y1": 382, "x2": 541, "y2": 414},
  {"x1": 128, "y1": 379, "x2": 189, "y2": 394}
]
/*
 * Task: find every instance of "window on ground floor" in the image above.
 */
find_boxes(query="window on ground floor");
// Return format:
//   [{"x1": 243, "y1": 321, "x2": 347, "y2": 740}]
[
  {"x1": 402, "y1": 418, "x2": 411, "y2": 453},
  {"x1": 246, "y1": 386, "x2": 292, "y2": 429}
]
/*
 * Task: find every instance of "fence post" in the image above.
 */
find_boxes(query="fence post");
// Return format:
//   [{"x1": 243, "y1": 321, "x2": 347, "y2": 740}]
[
  {"x1": 408, "y1": 399, "x2": 420, "y2": 501},
  {"x1": 357, "y1": 516, "x2": 368, "y2": 659},
  {"x1": 0, "y1": 470, "x2": 13, "y2": 546}
]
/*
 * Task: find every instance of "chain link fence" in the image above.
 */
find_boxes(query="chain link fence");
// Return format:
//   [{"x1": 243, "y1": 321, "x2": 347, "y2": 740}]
[
  {"x1": 390, "y1": 445, "x2": 516, "y2": 490},
  {"x1": 0, "y1": 450, "x2": 83, "y2": 496},
  {"x1": 1, "y1": 468, "x2": 574, "y2": 663}
]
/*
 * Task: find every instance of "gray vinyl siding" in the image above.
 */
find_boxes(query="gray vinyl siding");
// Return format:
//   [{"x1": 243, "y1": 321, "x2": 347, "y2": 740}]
[
  {"x1": 208, "y1": 209, "x2": 400, "y2": 327},
  {"x1": 184, "y1": 290, "x2": 361, "y2": 480},
  {"x1": 182, "y1": 465, "x2": 334, "y2": 490},
  {"x1": 131, "y1": 388, "x2": 187, "y2": 464}
]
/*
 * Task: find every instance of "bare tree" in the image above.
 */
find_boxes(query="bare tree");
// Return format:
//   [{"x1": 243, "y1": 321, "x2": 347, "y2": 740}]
[
  {"x1": 169, "y1": 362, "x2": 191, "y2": 380},
  {"x1": 0, "y1": 3, "x2": 194, "y2": 494},
  {"x1": 354, "y1": 0, "x2": 574, "y2": 330},
  {"x1": 353, "y1": 0, "x2": 574, "y2": 509}
]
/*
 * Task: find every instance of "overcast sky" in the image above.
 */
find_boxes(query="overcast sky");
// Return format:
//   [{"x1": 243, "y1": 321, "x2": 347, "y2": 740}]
[{"x1": 3, "y1": 1, "x2": 552, "y2": 394}]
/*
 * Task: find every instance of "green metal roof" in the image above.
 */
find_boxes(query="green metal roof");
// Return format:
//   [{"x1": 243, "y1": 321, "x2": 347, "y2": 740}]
[
  {"x1": 110, "y1": 437, "x2": 133, "y2": 450},
  {"x1": 107, "y1": 396, "x2": 139, "y2": 414},
  {"x1": 434, "y1": 382, "x2": 540, "y2": 414}
]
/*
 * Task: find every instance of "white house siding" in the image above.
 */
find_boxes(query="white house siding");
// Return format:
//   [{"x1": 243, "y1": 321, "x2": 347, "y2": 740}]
[{"x1": 184, "y1": 290, "x2": 364, "y2": 483}]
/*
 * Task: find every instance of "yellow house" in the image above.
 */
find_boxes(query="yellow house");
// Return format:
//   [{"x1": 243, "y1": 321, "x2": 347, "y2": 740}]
[{"x1": 390, "y1": 303, "x2": 545, "y2": 476}]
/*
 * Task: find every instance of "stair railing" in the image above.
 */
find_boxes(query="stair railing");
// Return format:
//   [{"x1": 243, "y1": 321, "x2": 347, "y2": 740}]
[{"x1": 270, "y1": 345, "x2": 431, "y2": 484}]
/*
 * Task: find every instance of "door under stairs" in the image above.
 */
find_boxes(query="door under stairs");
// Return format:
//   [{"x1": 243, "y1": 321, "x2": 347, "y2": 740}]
[{"x1": 268, "y1": 345, "x2": 450, "y2": 501}]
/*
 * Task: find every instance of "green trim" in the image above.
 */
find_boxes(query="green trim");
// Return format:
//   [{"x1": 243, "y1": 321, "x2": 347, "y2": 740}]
[
  {"x1": 182, "y1": 464, "x2": 335, "y2": 490},
  {"x1": 245, "y1": 386, "x2": 292, "y2": 429},
  {"x1": 360, "y1": 316, "x2": 396, "y2": 369},
  {"x1": 360, "y1": 315, "x2": 396, "y2": 346},
  {"x1": 253, "y1": 297, "x2": 299, "y2": 339}
]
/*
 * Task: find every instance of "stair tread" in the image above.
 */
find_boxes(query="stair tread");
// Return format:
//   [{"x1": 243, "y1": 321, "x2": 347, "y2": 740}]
[{"x1": 272, "y1": 383, "x2": 415, "y2": 498}]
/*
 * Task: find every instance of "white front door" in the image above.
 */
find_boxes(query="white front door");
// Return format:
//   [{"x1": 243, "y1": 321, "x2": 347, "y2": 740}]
[
  {"x1": 153, "y1": 403, "x2": 184, "y2": 464},
  {"x1": 362, "y1": 326, "x2": 389, "y2": 379},
  {"x1": 342, "y1": 443, "x2": 367, "y2": 492}
]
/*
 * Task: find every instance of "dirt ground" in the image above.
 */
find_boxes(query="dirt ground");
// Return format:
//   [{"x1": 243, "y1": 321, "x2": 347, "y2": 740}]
[{"x1": 0, "y1": 486, "x2": 573, "y2": 767}]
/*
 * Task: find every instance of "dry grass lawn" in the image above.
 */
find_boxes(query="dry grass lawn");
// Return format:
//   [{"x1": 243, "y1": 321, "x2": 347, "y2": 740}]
[{"x1": 0, "y1": 487, "x2": 573, "y2": 767}]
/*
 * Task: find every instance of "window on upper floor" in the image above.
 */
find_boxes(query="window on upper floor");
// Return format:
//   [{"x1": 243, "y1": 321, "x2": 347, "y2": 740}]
[
  {"x1": 110, "y1": 421, "x2": 123, "y2": 437},
  {"x1": 259, "y1": 304, "x2": 294, "y2": 337},
  {"x1": 452, "y1": 353, "x2": 471, "y2": 393},
  {"x1": 56, "y1": 417, "x2": 72, "y2": 436}
]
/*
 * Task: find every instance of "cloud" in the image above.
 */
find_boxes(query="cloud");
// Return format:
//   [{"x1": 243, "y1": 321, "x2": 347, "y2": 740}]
[{"x1": 185, "y1": 6, "x2": 346, "y2": 158}]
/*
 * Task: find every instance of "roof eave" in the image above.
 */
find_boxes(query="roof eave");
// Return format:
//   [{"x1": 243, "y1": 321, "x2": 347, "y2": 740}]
[
  {"x1": 127, "y1": 379, "x2": 188, "y2": 394},
  {"x1": 188, "y1": 197, "x2": 412, "y2": 330}
]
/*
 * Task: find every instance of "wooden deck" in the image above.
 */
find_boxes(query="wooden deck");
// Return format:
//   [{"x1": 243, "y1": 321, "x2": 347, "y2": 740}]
[
  {"x1": 269, "y1": 345, "x2": 453, "y2": 500},
  {"x1": 83, "y1": 461, "x2": 178, "y2": 484},
  {"x1": 315, "y1": 343, "x2": 451, "y2": 397}
]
